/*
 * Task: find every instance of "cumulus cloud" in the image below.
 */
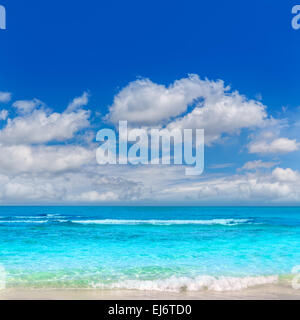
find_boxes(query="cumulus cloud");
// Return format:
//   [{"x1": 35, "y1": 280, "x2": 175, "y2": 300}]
[
  {"x1": 0, "y1": 92, "x2": 11, "y2": 103},
  {"x1": 272, "y1": 167, "x2": 299, "y2": 182},
  {"x1": 0, "y1": 167, "x2": 147, "y2": 203},
  {"x1": 0, "y1": 109, "x2": 8, "y2": 120},
  {"x1": 66, "y1": 91, "x2": 89, "y2": 113},
  {"x1": 106, "y1": 75, "x2": 209, "y2": 126},
  {"x1": 0, "y1": 92, "x2": 91, "y2": 145},
  {"x1": 0, "y1": 108, "x2": 90, "y2": 144},
  {"x1": 0, "y1": 145, "x2": 300, "y2": 203},
  {"x1": 95, "y1": 164, "x2": 299, "y2": 203},
  {"x1": 248, "y1": 137, "x2": 299, "y2": 154},
  {"x1": 0, "y1": 145, "x2": 94, "y2": 174},
  {"x1": 166, "y1": 85, "x2": 268, "y2": 145},
  {"x1": 12, "y1": 99, "x2": 44, "y2": 115},
  {"x1": 0, "y1": 80, "x2": 299, "y2": 204},
  {"x1": 2, "y1": 179, "x2": 62, "y2": 202},
  {"x1": 159, "y1": 168, "x2": 300, "y2": 202},
  {"x1": 106, "y1": 75, "x2": 268, "y2": 145}
]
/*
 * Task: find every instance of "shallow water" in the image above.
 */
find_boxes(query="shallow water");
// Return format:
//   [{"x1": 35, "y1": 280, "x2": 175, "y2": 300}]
[{"x1": 0, "y1": 206, "x2": 299, "y2": 292}]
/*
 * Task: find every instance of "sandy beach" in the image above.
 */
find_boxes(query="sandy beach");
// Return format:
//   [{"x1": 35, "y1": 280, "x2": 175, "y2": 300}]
[{"x1": 1, "y1": 285, "x2": 300, "y2": 300}]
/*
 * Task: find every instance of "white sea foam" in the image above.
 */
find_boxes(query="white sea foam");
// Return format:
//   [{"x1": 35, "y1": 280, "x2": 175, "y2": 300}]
[
  {"x1": 0, "y1": 220, "x2": 48, "y2": 224},
  {"x1": 14, "y1": 216, "x2": 47, "y2": 219},
  {"x1": 0, "y1": 214, "x2": 68, "y2": 224},
  {"x1": 72, "y1": 219, "x2": 251, "y2": 226},
  {"x1": 3, "y1": 216, "x2": 49, "y2": 219},
  {"x1": 93, "y1": 275, "x2": 278, "y2": 292}
]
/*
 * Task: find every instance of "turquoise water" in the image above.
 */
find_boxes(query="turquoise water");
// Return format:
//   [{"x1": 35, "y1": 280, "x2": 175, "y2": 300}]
[{"x1": 0, "y1": 206, "x2": 300, "y2": 291}]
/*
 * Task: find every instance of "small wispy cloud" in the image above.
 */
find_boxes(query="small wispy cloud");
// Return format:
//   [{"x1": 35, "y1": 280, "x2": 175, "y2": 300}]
[
  {"x1": 208, "y1": 163, "x2": 234, "y2": 169},
  {"x1": 0, "y1": 92, "x2": 11, "y2": 103},
  {"x1": 241, "y1": 160, "x2": 278, "y2": 171},
  {"x1": 12, "y1": 99, "x2": 44, "y2": 115},
  {"x1": 66, "y1": 91, "x2": 89, "y2": 113},
  {"x1": 0, "y1": 109, "x2": 8, "y2": 120}
]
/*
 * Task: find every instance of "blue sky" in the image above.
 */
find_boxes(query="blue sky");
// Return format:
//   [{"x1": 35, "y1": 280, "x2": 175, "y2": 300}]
[{"x1": 0, "y1": 0, "x2": 299, "y2": 204}]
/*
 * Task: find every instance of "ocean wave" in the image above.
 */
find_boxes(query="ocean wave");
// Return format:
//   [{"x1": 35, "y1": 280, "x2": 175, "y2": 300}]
[
  {"x1": 0, "y1": 217, "x2": 254, "y2": 226},
  {"x1": 45, "y1": 214, "x2": 63, "y2": 217},
  {"x1": 0, "y1": 214, "x2": 68, "y2": 224},
  {"x1": 92, "y1": 275, "x2": 278, "y2": 292},
  {"x1": 72, "y1": 218, "x2": 251, "y2": 226},
  {"x1": 0, "y1": 219, "x2": 69, "y2": 224},
  {"x1": 0, "y1": 216, "x2": 50, "y2": 219},
  {"x1": 0, "y1": 220, "x2": 48, "y2": 224}
]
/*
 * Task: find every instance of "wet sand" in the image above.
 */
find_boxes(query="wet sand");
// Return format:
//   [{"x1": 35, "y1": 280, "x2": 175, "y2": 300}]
[{"x1": 1, "y1": 284, "x2": 300, "y2": 300}]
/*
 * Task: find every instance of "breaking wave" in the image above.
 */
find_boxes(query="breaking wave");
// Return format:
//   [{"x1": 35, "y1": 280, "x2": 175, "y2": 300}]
[
  {"x1": 72, "y1": 218, "x2": 252, "y2": 226},
  {"x1": 93, "y1": 275, "x2": 278, "y2": 292},
  {"x1": 0, "y1": 216, "x2": 257, "y2": 226}
]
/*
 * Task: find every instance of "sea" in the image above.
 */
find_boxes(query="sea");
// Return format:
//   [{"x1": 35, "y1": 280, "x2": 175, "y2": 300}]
[{"x1": 0, "y1": 206, "x2": 299, "y2": 292}]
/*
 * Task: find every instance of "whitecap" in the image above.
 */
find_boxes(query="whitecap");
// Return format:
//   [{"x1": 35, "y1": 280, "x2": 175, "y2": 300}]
[
  {"x1": 93, "y1": 275, "x2": 278, "y2": 292},
  {"x1": 72, "y1": 219, "x2": 251, "y2": 226}
]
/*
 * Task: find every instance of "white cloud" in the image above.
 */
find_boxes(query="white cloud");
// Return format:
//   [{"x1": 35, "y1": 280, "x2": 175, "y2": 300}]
[
  {"x1": 0, "y1": 153, "x2": 300, "y2": 203},
  {"x1": 241, "y1": 160, "x2": 277, "y2": 171},
  {"x1": 0, "y1": 145, "x2": 94, "y2": 174},
  {"x1": 12, "y1": 99, "x2": 44, "y2": 114},
  {"x1": 0, "y1": 109, "x2": 8, "y2": 120},
  {"x1": 272, "y1": 167, "x2": 299, "y2": 182},
  {"x1": 67, "y1": 191, "x2": 119, "y2": 202},
  {"x1": 208, "y1": 163, "x2": 234, "y2": 169},
  {"x1": 2, "y1": 180, "x2": 61, "y2": 201},
  {"x1": 0, "y1": 92, "x2": 11, "y2": 103},
  {"x1": 106, "y1": 75, "x2": 268, "y2": 145},
  {"x1": 158, "y1": 168, "x2": 300, "y2": 202},
  {"x1": 167, "y1": 85, "x2": 268, "y2": 146},
  {"x1": 106, "y1": 75, "x2": 210, "y2": 126},
  {"x1": 248, "y1": 138, "x2": 299, "y2": 154},
  {"x1": 66, "y1": 91, "x2": 89, "y2": 113},
  {"x1": 0, "y1": 93, "x2": 91, "y2": 145},
  {"x1": 0, "y1": 108, "x2": 90, "y2": 144},
  {"x1": 0, "y1": 167, "x2": 146, "y2": 203},
  {"x1": 0, "y1": 82, "x2": 299, "y2": 204}
]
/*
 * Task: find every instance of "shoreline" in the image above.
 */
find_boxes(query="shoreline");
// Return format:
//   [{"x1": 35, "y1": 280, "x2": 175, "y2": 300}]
[{"x1": 1, "y1": 284, "x2": 300, "y2": 300}]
